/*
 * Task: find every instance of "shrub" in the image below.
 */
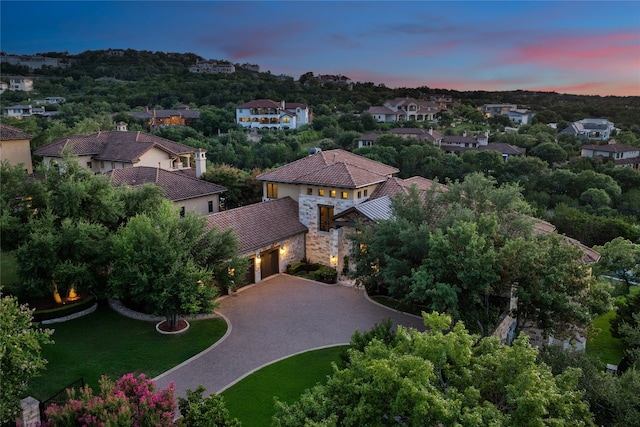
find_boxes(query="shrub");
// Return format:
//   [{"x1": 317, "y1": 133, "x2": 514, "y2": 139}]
[
  {"x1": 313, "y1": 266, "x2": 337, "y2": 284},
  {"x1": 32, "y1": 295, "x2": 97, "y2": 322},
  {"x1": 44, "y1": 373, "x2": 175, "y2": 427}
]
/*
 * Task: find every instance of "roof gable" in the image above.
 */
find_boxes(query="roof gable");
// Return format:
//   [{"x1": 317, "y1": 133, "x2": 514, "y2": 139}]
[
  {"x1": 108, "y1": 167, "x2": 226, "y2": 201},
  {"x1": 0, "y1": 123, "x2": 32, "y2": 140}
]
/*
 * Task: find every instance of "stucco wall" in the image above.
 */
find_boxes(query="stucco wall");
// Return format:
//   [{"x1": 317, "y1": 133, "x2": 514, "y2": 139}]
[
  {"x1": 0, "y1": 138, "x2": 33, "y2": 173},
  {"x1": 176, "y1": 194, "x2": 220, "y2": 216}
]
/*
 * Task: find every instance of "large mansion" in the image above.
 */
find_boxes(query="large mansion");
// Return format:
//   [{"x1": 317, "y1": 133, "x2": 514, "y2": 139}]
[{"x1": 236, "y1": 99, "x2": 311, "y2": 130}]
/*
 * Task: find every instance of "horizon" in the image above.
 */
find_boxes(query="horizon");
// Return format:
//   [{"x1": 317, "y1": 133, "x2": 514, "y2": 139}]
[{"x1": 1, "y1": 1, "x2": 639, "y2": 97}]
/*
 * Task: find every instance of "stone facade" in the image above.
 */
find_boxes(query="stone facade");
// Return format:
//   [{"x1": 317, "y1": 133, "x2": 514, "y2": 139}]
[
  {"x1": 298, "y1": 194, "x2": 357, "y2": 265},
  {"x1": 249, "y1": 233, "x2": 306, "y2": 283}
]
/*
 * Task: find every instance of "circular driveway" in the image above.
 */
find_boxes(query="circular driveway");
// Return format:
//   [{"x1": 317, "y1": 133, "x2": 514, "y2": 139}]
[{"x1": 154, "y1": 274, "x2": 425, "y2": 397}]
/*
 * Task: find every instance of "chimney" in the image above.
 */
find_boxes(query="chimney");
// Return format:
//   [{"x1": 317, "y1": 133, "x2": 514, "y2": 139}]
[
  {"x1": 195, "y1": 148, "x2": 207, "y2": 178},
  {"x1": 116, "y1": 121, "x2": 128, "y2": 132},
  {"x1": 462, "y1": 131, "x2": 467, "y2": 137},
  {"x1": 281, "y1": 100, "x2": 285, "y2": 109},
  {"x1": 428, "y1": 127, "x2": 433, "y2": 135}
]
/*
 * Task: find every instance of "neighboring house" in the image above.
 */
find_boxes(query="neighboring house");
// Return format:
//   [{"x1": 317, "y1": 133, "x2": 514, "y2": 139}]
[
  {"x1": 0, "y1": 81, "x2": 8, "y2": 94},
  {"x1": 188, "y1": 59, "x2": 235, "y2": 74},
  {"x1": 128, "y1": 106, "x2": 200, "y2": 129},
  {"x1": 236, "y1": 99, "x2": 311, "y2": 130},
  {"x1": 480, "y1": 104, "x2": 535, "y2": 125},
  {"x1": 2, "y1": 105, "x2": 46, "y2": 119},
  {"x1": 108, "y1": 166, "x2": 226, "y2": 216},
  {"x1": 316, "y1": 74, "x2": 352, "y2": 88},
  {"x1": 34, "y1": 123, "x2": 208, "y2": 176},
  {"x1": 206, "y1": 197, "x2": 308, "y2": 285},
  {"x1": 559, "y1": 118, "x2": 616, "y2": 141},
  {"x1": 0, "y1": 123, "x2": 33, "y2": 174},
  {"x1": 581, "y1": 140, "x2": 640, "y2": 169},
  {"x1": 357, "y1": 128, "x2": 443, "y2": 148},
  {"x1": 367, "y1": 97, "x2": 444, "y2": 123},
  {"x1": 256, "y1": 149, "x2": 399, "y2": 267},
  {"x1": 6, "y1": 76, "x2": 34, "y2": 91},
  {"x1": 476, "y1": 143, "x2": 526, "y2": 161}
]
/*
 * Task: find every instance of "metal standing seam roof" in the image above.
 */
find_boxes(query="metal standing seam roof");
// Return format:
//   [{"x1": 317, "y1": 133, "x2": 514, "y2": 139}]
[
  {"x1": 205, "y1": 197, "x2": 308, "y2": 254},
  {"x1": 107, "y1": 167, "x2": 226, "y2": 202}
]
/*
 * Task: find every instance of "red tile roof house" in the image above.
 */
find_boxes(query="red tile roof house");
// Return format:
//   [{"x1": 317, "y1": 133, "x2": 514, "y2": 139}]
[
  {"x1": 255, "y1": 149, "x2": 399, "y2": 272},
  {"x1": 0, "y1": 123, "x2": 33, "y2": 174},
  {"x1": 206, "y1": 197, "x2": 307, "y2": 285},
  {"x1": 34, "y1": 124, "x2": 207, "y2": 177},
  {"x1": 108, "y1": 166, "x2": 226, "y2": 216},
  {"x1": 367, "y1": 97, "x2": 444, "y2": 123}
]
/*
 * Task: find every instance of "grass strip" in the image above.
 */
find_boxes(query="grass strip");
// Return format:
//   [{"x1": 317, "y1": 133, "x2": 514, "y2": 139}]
[{"x1": 222, "y1": 346, "x2": 346, "y2": 427}]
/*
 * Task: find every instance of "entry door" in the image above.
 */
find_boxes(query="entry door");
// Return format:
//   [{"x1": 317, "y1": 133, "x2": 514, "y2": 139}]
[{"x1": 260, "y1": 248, "x2": 280, "y2": 279}]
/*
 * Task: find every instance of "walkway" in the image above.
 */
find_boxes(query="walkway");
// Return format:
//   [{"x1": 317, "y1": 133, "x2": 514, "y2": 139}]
[{"x1": 153, "y1": 274, "x2": 425, "y2": 397}]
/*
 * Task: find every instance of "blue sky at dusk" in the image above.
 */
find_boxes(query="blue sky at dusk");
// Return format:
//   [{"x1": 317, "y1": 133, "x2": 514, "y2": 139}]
[{"x1": 2, "y1": 1, "x2": 639, "y2": 96}]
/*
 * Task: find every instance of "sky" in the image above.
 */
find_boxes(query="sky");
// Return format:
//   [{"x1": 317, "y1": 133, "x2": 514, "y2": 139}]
[{"x1": 1, "y1": 1, "x2": 639, "y2": 97}]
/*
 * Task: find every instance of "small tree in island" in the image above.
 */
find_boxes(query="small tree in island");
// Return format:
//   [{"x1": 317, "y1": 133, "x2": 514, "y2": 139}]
[{"x1": 109, "y1": 200, "x2": 246, "y2": 330}]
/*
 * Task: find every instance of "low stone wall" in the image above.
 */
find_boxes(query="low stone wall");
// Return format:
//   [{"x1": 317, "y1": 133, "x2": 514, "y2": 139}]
[
  {"x1": 108, "y1": 299, "x2": 219, "y2": 321},
  {"x1": 41, "y1": 303, "x2": 98, "y2": 324}
]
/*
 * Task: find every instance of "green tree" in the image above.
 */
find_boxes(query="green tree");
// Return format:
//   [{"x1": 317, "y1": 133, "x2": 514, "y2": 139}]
[
  {"x1": 109, "y1": 200, "x2": 246, "y2": 329},
  {"x1": 529, "y1": 142, "x2": 568, "y2": 165},
  {"x1": 177, "y1": 386, "x2": 241, "y2": 427},
  {"x1": 201, "y1": 164, "x2": 261, "y2": 209},
  {"x1": 594, "y1": 237, "x2": 640, "y2": 291},
  {"x1": 0, "y1": 294, "x2": 53, "y2": 423},
  {"x1": 273, "y1": 312, "x2": 594, "y2": 427}
]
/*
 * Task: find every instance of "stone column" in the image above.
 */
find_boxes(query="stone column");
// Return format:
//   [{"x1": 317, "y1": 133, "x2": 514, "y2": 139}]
[{"x1": 17, "y1": 396, "x2": 41, "y2": 427}]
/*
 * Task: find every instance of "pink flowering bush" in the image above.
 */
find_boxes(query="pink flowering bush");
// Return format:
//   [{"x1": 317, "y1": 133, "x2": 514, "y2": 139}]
[{"x1": 44, "y1": 373, "x2": 175, "y2": 427}]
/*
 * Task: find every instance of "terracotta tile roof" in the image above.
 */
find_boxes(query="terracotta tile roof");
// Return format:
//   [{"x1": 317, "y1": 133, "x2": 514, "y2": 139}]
[
  {"x1": 34, "y1": 131, "x2": 196, "y2": 162},
  {"x1": 370, "y1": 176, "x2": 443, "y2": 199},
  {"x1": 107, "y1": 166, "x2": 225, "y2": 201},
  {"x1": 358, "y1": 133, "x2": 381, "y2": 141},
  {"x1": 476, "y1": 143, "x2": 526, "y2": 155},
  {"x1": 367, "y1": 106, "x2": 396, "y2": 115},
  {"x1": 205, "y1": 197, "x2": 307, "y2": 254},
  {"x1": 237, "y1": 99, "x2": 282, "y2": 109},
  {"x1": 388, "y1": 128, "x2": 427, "y2": 136},
  {"x1": 256, "y1": 149, "x2": 398, "y2": 188},
  {"x1": 0, "y1": 123, "x2": 32, "y2": 140},
  {"x1": 442, "y1": 135, "x2": 479, "y2": 144},
  {"x1": 531, "y1": 219, "x2": 600, "y2": 264}
]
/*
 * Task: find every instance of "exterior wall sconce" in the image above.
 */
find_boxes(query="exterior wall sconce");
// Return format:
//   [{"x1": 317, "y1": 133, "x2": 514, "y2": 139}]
[
  {"x1": 330, "y1": 255, "x2": 338, "y2": 266},
  {"x1": 255, "y1": 256, "x2": 261, "y2": 265},
  {"x1": 280, "y1": 246, "x2": 286, "y2": 255}
]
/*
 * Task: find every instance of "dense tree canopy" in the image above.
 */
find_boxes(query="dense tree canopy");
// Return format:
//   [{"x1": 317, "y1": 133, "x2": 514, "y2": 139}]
[{"x1": 273, "y1": 312, "x2": 594, "y2": 427}]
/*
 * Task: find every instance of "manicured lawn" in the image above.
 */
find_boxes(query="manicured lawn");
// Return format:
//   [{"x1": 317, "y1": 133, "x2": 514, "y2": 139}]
[
  {"x1": 222, "y1": 345, "x2": 346, "y2": 427},
  {"x1": 29, "y1": 304, "x2": 226, "y2": 400},
  {"x1": 586, "y1": 311, "x2": 625, "y2": 365},
  {"x1": 0, "y1": 250, "x2": 19, "y2": 290}
]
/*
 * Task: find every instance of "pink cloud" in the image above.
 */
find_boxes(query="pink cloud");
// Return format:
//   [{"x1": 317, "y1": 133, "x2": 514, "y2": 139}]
[{"x1": 503, "y1": 31, "x2": 640, "y2": 70}]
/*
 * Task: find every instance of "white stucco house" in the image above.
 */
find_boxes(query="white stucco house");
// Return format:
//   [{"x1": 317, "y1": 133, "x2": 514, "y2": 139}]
[
  {"x1": 581, "y1": 140, "x2": 640, "y2": 169},
  {"x1": 236, "y1": 99, "x2": 311, "y2": 130}
]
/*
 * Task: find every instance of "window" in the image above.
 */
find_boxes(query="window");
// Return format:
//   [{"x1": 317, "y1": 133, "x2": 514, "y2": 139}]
[
  {"x1": 307, "y1": 188, "x2": 313, "y2": 195},
  {"x1": 267, "y1": 183, "x2": 278, "y2": 198},
  {"x1": 318, "y1": 205, "x2": 334, "y2": 232},
  {"x1": 341, "y1": 191, "x2": 348, "y2": 199},
  {"x1": 111, "y1": 162, "x2": 115, "y2": 170},
  {"x1": 363, "y1": 189, "x2": 368, "y2": 197},
  {"x1": 86, "y1": 162, "x2": 92, "y2": 169},
  {"x1": 180, "y1": 207, "x2": 185, "y2": 217},
  {"x1": 208, "y1": 200, "x2": 214, "y2": 213},
  {"x1": 318, "y1": 189, "x2": 325, "y2": 196},
  {"x1": 357, "y1": 191, "x2": 362, "y2": 198},
  {"x1": 100, "y1": 161, "x2": 105, "y2": 169},
  {"x1": 330, "y1": 190, "x2": 336, "y2": 198}
]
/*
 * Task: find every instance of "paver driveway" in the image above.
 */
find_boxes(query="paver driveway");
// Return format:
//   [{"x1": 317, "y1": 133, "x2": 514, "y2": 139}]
[{"x1": 154, "y1": 274, "x2": 425, "y2": 397}]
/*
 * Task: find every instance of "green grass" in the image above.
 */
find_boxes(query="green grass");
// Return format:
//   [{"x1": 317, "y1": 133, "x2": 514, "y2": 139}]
[
  {"x1": 0, "y1": 250, "x2": 19, "y2": 290},
  {"x1": 222, "y1": 345, "x2": 346, "y2": 427},
  {"x1": 586, "y1": 310, "x2": 625, "y2": 365},
  {"x1": 29, "y1": 304, "x2": 227, "y2": 400}
]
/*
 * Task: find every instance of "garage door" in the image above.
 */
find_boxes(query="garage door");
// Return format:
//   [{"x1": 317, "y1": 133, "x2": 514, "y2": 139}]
[
  {"x1": 239, "y1": 258, "x2": 255, "y2": 287},
  {"x1": 260, "y1": 248, "x2": 280, "y2": 279}
]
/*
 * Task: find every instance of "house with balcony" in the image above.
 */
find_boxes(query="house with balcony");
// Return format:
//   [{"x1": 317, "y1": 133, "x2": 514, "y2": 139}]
[
  {"x1": 479, "y1": 104, "x2": 536, "y2": 125},
  {"x1": 34, "y1": 123, "x2": 208, "y2": 176},
  {"x1": 2, "y1": 105, "x2": 46, "y2": 119},
  {"x1": 581, "y1": 140, "x2": 640, "y2": 169},
  {"x1": 367, "y1": 97, "x2": 444, "y2": 123},
  {"x1": 357, "y1": 128, "x2": 444, "y2": 148},
  {"x1": 559, "y1": 118, "x2": 616, "y2": 141},
  {"x1": 236, "y1": 99, "x2": 311, "y2": 130},
  {"x1": 189, "y1": 59, "x2": 235, "y2": 74},
  {"x1": 0, "y1": 123, "x2": 34, "y2": 174}
]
